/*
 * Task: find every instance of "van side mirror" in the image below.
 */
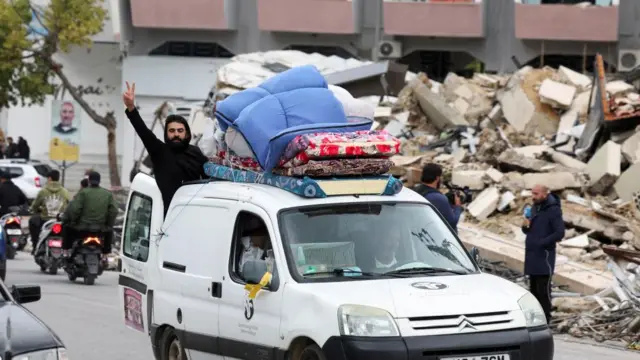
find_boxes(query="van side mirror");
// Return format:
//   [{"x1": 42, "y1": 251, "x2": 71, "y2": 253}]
[
  {"x1": 11, "y1": 284, "x2": 41, "y2": 304},
  {"x1": 242, "y1": 260, "x2": 271, "y2": 286},
  {"x1": 470, "y1": 247, "x2": 480, "y2": 264}
]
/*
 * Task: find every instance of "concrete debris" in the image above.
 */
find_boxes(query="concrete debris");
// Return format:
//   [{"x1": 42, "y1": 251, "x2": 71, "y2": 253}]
[
  {"x1": 381, "y1": 62, "x2": 640, "y2": 344},
  {"x1": 549, "y1": 246, "x2": 640, "y2": 347}
]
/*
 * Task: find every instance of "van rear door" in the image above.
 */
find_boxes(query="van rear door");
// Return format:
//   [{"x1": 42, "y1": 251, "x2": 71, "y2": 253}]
[{"x1": 118, "y1": 173, "x2": 164, "y2": 335}]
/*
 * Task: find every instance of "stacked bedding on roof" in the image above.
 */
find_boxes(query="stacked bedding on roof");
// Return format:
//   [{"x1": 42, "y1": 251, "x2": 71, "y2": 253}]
[{"x1": 201, "y1": 65, "x2": 401, "y2": 178}]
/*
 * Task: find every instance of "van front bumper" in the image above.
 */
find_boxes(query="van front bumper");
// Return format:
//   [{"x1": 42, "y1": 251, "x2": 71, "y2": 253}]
[{"x1": 321, "y1": 326, "x2": 553, "y2": 360}]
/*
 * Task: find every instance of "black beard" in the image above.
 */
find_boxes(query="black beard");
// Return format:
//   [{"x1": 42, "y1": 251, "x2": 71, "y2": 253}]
[{"x1": 167, "y1": 138, "x2": 189, "y2": 151}]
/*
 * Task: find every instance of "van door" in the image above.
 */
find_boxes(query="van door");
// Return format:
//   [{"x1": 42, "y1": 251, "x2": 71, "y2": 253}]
[
  {"x1": 118, "y1": 173, "x2": 164, "y2": 335},
  {"x1": 219, "y1": 206, "x2": 285, "y2": 360}
]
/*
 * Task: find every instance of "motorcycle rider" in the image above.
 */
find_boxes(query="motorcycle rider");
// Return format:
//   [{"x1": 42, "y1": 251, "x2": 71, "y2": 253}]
[
  {"x1": 62, "y1": 171, "x2": 118, "y2": 259},
  {"x1": 0, "y1": 170, "x2": 28, "y2": 216},
  {"x1": 28, "y1": 170, "x2": 71, "y2": 254}
]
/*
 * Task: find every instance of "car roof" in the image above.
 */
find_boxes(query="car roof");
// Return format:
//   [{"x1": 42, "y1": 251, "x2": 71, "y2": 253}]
[{"x1": 172, "y1": 180, "x2": 429, "y2": 214}]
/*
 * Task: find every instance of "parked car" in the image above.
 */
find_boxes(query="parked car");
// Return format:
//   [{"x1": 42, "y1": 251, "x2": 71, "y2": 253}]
[
  {"x1": 0, "y1": 281, "x2": 68, "y2": 358},
  {"x1": 0, "y1": 159, "x2": 52, "y2": 201}
]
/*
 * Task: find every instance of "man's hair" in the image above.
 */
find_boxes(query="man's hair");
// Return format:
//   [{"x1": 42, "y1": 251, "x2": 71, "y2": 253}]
[
  {"x1": 48, "y1": 170, "x2": 60, "y2": 182},
  {"x1": 421, "y1": 163, "x2": 443, "y2": 184},
  {"x1": 62, "y1": 101, "x2": 74, "y2": 108},
  {"x1": 6, "y1": 137, "x2": 12, "y2": 142}
]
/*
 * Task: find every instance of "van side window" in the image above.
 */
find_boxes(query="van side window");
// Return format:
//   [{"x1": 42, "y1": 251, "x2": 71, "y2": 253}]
[
  {"x1": 123, "y1": 192, "x2": 153, "y2": 262},
  {"x1": 229, "y1": 212, "x2": 274, "y2": 283}
]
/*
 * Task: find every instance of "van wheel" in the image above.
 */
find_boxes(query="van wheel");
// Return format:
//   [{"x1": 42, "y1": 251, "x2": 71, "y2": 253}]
[
  {"x1": 83, "y1": 275, "x2": 96, "y2": 285},
  {"x1": 160, "y1": 328, "x2": 187, "y2": 360},
  {"x1": 299, "y1": 344, "x2": 327, "y2": 360},
  {"x1": 67, "y1": 273, "x2": 77, "y2": 282}
]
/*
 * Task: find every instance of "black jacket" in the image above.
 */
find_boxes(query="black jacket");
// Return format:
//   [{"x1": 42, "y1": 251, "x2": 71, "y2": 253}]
[
  {"x1": 0, "y1": 180, "x2": 27, "y2": 215},
  {"x1": 125, "y1": 108, "x2": 208, "y2": 215},
  {"x1": 522, "y1": 193, "x2": 565, "y2": 276},
  {"x1": 5, "y1": 143, "x2": 18, "y2": 158}
]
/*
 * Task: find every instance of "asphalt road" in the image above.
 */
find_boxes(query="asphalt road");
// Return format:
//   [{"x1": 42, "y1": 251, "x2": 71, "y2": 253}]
[{"x1": 4, "y1": 252, "x2": 640, "y2": 360}]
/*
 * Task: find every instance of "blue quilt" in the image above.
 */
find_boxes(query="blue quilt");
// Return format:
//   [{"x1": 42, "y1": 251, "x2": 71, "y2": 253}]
[{"x1": 215, "y1": 65, "x2": 373, "y2": 172}]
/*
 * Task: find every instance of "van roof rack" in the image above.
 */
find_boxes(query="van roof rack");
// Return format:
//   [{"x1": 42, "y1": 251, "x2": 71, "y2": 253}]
[{"x1": 202, "y1": 162, "x2": 402, "y2": 199}]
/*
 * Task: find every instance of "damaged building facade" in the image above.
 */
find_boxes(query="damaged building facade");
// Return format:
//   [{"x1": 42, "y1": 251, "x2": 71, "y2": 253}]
[{"x1": 116, "y1": 0, "x2": 640, "y2": 185}]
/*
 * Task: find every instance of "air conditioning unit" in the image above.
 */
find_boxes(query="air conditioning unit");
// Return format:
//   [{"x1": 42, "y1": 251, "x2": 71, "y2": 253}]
[
  {"x1": 376, "y1": 40, "x2": 402, "y2": 60},
  {"x1": 618, "y1": 49, "x2": 640, "y2": 72}
]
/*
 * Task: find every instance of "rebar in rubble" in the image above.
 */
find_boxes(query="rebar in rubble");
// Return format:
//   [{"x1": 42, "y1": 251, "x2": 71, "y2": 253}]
[{"x1": 478, "y1": 258, "x2": 640, "y2": 348}]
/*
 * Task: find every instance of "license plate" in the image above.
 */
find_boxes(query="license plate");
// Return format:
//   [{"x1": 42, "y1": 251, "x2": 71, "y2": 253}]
[
  {"x1": 6, "y1": 229, "x2": 21, "y2": 235},
  {"x1": 48, "y1": 239, "x2": 63, "y2": 248},
  {"x1": 441, "y1": 355, "x2": 510, "y2": 360}
]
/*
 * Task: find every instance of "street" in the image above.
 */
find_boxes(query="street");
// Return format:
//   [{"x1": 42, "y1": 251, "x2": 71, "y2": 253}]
[{"x1": 4, "y1": 252, "x2": 640, "y2": 360}]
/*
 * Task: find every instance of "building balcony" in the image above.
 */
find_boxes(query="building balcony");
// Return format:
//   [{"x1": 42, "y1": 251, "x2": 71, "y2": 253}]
[
  {"x1": 383, "y1": 0, "x2": 484, "y2": 38},
  {"x1": 129, "y1": 0, "x2": 237, "y2": 30},
  {"x1": 257, "y1": 0, "x2": 359, "y2": 34},
  {"x1": 514, "y1": 3, "x2": 618, "y2": 42}
]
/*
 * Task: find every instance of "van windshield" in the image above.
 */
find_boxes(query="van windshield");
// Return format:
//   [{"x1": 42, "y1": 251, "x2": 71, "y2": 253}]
[{"x1": 278, "y1": 202, "x2": 477, "y2": 281}]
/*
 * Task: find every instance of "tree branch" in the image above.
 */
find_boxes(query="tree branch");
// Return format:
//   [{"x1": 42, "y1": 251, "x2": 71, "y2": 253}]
[{"x1": 48, "y1": 59, "x2": 113, "y2": 128}]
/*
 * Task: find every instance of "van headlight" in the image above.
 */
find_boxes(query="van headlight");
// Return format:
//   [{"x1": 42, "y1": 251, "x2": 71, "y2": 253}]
[
  {"x1": 338, "y1": 304, "x2": 400, "y2": 337},
  {"x1": 518, "y1": 292, "x2": 547, "y2": 328},
  {"x1": 14, "y1": 347, "x2": 69, "y2": 359}
]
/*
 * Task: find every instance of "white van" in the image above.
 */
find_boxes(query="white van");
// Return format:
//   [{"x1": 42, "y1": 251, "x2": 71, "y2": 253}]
[{"x1": 118, "y1": 174, "x2": 554, "y2": 360}]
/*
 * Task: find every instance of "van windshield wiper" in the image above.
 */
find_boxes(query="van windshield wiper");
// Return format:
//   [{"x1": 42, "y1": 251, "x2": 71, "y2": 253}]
[
  {"x1": 302, "y1": 268, "x2": 405, "y2": 278},
  {"x1": 384, "y1": 267, "x2": 468, "y2": 276}
]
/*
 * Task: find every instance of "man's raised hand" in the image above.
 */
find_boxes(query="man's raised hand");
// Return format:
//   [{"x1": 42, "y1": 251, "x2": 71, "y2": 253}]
[{"x1": 123, "y1": 81, "x2": 136, "y2": 111}]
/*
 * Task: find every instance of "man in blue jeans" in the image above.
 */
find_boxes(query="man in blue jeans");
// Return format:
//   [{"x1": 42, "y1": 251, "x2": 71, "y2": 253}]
[{"x1": 414, "y1": 163, "x2": 462, "y2": 232}]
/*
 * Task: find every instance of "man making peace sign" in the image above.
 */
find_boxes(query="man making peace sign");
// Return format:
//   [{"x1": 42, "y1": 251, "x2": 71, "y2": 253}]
[{"x1": 123, "y1": 82, "x2": 208, "y2": 215}]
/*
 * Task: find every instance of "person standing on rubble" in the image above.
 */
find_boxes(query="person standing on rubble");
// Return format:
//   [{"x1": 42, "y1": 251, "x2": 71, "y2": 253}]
[
  {"x1": 122, "y1": 82, "x2": 208, "y2": 215},
  {"x1": 522, "y1": 184, "x2": 565, "y2": 325},
  {"x1": 414, "y1": 163, "x2": 462, "y2": 232}
]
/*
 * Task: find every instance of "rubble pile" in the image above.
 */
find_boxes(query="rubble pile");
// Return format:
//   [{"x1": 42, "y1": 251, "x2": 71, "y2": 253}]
[
  {"x1": 551, "y1": 246, "x2": 640, "y2": 348},
  {"x1": 377, "y1": 61, "x2": 640, "y2": 263}
]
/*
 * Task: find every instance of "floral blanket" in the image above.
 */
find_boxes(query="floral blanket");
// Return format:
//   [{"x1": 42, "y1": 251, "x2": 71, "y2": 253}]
[
  {"x1": 279, "y1": 130, "x2": 400, "y2": 166},
  {"x1": 274, "y1": 158, "x2": 392, "y2": 177}
]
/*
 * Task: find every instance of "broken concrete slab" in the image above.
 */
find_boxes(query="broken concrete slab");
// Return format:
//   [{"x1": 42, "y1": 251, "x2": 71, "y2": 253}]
[
  {"x1": 560, "y1": 234, "x2": 590, "y2": 248},
  {"x1": 468, "y1": 187, "x2": 500, "y2": 221},
  {"x1": 538, "y1": 79, "x2": 576, "y2": 109},
  {"x1": 451, "y1": 170, "x2": 486, "y2": 190},
  {"x1": 484, "y1": 167, "x2": 504, "y2": 183},
  {"x1": 614, "y1": 162, "x2": 640, "y2": 201},
  {"x1": 522, "y1": 172, "x2": 581, "y2": 190},
  {"x1": 498, "y1": 84, "x2": 535, "y2": 132},
  {"x1": 585, "y1": 140, "x2": 622, "y2": 193},
  {"x1": 498, "y1": 149, "x2": 561, "y2": 172},
  {"x1": 557, "y1": 66, "x2": 591, "y2": 90},
  {"x1": 545, "y1": 150, "x2": 587, "y2": 171},
  {"x1": 605, "y1": 80, "x2": 634, "y2": 96},
  {"x1": 514, "y1": 145, "x2": 550, "y2": 158},
  {"x1": 621, "y1": 130, "x2": 640, "y2": 164},
  {"x1": 498, "y1": 191, "x2": 516, "y2": 212},
  {"x1": 458, "y1": 224, "x2": 612, "y2": 294},
  {"x1": 410, "y1": 78, "x2": 469, "y2": 130}
]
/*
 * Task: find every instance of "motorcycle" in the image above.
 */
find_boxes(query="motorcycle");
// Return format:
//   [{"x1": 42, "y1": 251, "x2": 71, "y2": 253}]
[
  {"x1": 1, "y1": 211, "x2": 23, "y2": 260},
  {"x1": 33, "y1": 218, "x2": 64, "y2": 275},
  {"x1": 64, "y1": 231, "x2": 105, "y2": 285}
]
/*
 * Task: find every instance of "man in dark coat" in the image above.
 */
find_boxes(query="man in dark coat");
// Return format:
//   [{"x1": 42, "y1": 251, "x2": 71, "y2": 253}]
[
  {"x1": 414, "y1": 163, "x2": 462, "y2": 232},
  {"x1": 5, "y1": 137, "x2": 18, "y2": 159},
  {"x1": 0, "y1": 171, "x2": 28, "y2": 216},
  {"x1": 17, "y1": 137, "x2": 30, "y2": 160},
  {"x1": 522, "y1": 184, "x2": 565, "y2": 324},
  {"x1": 123, "y1": 82, "x2": 208, "y2": 215}
]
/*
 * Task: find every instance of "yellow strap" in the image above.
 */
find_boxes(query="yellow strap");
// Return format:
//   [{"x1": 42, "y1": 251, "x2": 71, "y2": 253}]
[{"x1": 244, "y1": 272, "x2": 272, "y2": 300}]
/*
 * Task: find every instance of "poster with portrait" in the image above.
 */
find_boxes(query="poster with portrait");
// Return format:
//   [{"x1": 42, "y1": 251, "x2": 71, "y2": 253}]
[
  {"x1": 123, "y1": 288, "x2": 145, "y2": 332},
  {"x1": 50, "y1": 100, "x2": 81, "y2": 161}
]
